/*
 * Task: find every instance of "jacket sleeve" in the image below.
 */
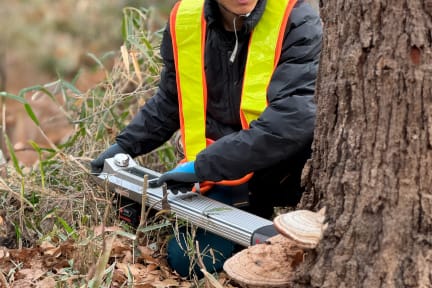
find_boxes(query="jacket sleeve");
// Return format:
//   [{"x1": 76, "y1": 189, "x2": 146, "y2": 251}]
[
  {"x1": 116, "y1": 25, "x2": 180, "y2": 157},
  {"x1": 195, "y1": 2, "x2": 323, "y2": 181}
]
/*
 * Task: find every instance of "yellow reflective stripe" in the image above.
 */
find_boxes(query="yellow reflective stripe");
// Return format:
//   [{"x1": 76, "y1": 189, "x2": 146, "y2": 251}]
[
  {"x1": 172, "y1": 0, "x2": 294, "y2": 159},
  {"x1": 172, "y1": 0, "x2": 206, "y2": 160},
  {"x1": 241, "y1": 0, "x2": 291, "y2": 125}
]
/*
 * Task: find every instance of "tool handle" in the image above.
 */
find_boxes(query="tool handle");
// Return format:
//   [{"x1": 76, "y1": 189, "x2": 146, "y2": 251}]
[{"x1": 250, "y1": 225, "x2": 279, "y2": 245}]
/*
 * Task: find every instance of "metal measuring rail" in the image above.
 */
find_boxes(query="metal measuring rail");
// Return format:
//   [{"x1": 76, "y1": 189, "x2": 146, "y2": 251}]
[{"x1": 95, "y1": 154, "x2": 277, "y2": 247}]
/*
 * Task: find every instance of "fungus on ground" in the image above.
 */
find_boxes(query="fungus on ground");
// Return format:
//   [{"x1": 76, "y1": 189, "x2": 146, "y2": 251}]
[{"x1": 223, "y1": 208, "x2": 327, "y2": 288}]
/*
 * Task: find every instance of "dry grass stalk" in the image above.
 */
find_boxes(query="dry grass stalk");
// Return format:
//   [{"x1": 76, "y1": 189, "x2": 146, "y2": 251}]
[
  {"x1": 138, "y1": 174, "x2": 148, "y2": 230},
  {"x1": 88, "y1": 235, "x2": 115, "y2": 288},
  {"x1": 0, "y1": 268, "x2": 9, "y2": 288},
  {"x1": 195, "y1": 240, "x2": 224, "y2": 288}
]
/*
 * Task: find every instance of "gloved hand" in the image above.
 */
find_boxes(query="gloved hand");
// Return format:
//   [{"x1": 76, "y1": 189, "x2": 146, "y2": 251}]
[
  {"x1": 156, "y1": 161, "x2": 199, "y2": 194},
  {"x1": 90, "y1": 143, "x2": 127, "y2": 175}
]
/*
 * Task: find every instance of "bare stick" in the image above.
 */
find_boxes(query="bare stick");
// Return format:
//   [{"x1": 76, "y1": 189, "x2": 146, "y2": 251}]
[
  {"x1": 195, "y1": 241, "x2": 224, "y2": 288},
  {"x1": 138, "y1": 174, "x2": 148, "y2": 229},
  {"x1": 0, "y1": 267, "x2": 9, "y2": 288}
]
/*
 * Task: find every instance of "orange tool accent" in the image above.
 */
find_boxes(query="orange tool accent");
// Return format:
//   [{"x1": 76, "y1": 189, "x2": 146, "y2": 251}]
[{"x1": 192, "y1": 172, "x2": 254, "y2": 194}]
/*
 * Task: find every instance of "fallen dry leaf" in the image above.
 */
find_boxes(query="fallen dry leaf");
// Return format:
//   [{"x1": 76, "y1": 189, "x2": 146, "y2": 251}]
[
  {"x1": 35, "y1": 276, "x2": 56, "y2": 288},
  {"x1": 111, "y1": 237, "x2": 132, "y2": 257},
  {"x1": 40, "y1": 242, "x2": 62, "y2": 257},
  {"x1": 9, "y1": 279, "x2": 33, "y2": 288},
  {"x1": 0, "y1": 247, "x2": 9, "y2": 260},
  {"x1": 15, "y1": 268, "x2": 45, "y2": 281},
  {"x1": 151, "y1": 278, "x2": 180, "y2": 287},
  {"x1": 0, "y1": 225, "x2": 210, "y2": 288},
  {"x1": 116, "y1": 262, "x2": 148, "y2": 278},
  {"x1": 112, "y1": 268, "x2": 128, "y2": 285},
  {"x1": 137, "y1": 245, "x2": 160, "y2": 264}
]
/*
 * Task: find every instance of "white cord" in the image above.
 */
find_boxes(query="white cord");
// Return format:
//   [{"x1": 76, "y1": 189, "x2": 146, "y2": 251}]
[{"x1": 229, "y1": 17, "x2": 239, "y2": 63}]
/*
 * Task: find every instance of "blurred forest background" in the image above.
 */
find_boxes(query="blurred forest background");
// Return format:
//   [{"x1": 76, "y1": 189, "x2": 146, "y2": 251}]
[
  {"x1": 0, "y1": 0, "x2": 177, "y2": 166},
  {"x1": 0, "y1": 0, "x2": 318, "y2": 94},
  {"x1": 0, "y1": 0, "x2": 176, "y2": 94}
]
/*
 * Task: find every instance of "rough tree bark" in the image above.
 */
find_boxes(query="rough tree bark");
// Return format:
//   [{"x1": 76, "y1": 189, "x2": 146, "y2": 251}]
[{"x1": 298, "y1": 0, "x2": 432, "y2": 287}]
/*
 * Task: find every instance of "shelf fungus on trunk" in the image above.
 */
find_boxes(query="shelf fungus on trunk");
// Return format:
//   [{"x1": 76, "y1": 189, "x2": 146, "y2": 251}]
[
  {"x1": 273, "y1": 207, "x2": 327, "y2": 249},
  {"x1": 223, "y1": 208, "x2": 327, "y2": 288}
]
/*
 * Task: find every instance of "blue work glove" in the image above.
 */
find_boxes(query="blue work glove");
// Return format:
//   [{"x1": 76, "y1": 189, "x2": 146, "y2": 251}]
[
  {"x1": 90, "y1": 143, "x2": 127, "y2": 175},
  {"x1": 156, "y1": 161, "x2": 199, "y2": 194}
]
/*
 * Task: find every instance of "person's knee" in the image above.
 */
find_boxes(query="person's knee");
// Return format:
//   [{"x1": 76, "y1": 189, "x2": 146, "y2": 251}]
[
  {"x1": 167, "y1": 235, "x2": 192, "y2": 277},
  {"x1": 166, "y1": 229, "x2": 236, "y2": 278}
]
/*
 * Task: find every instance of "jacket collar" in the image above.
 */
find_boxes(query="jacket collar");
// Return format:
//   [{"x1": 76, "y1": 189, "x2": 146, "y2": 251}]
[{"x1": 204, "y1": 0, "x2": 267, "y2": 34}]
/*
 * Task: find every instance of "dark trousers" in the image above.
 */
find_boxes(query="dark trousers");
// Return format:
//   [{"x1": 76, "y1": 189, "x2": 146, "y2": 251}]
[
  {"x1": 166, "y1": 185, "x2": 243, "y2": 278},
  {"x1": 248, "y1": 149, "x2": 311, "y2": 219}
]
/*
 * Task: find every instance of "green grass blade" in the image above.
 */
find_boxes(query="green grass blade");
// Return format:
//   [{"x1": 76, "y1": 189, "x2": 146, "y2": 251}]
[
  {"x1": 3, "y1": 133, "x2": 23, "y2": 176},
  {"x1": 29, "y1": 140, "x2": 45, "y2": 190},
  {"x1": 56, "y1": 216, "x2": 78, "y2": 240},
  {"x1": 24, "y1": 102, "x2": 40, "y2": 126},
  {"x1": 0, "y1": 92, "x2": 27, "y2": 103}
]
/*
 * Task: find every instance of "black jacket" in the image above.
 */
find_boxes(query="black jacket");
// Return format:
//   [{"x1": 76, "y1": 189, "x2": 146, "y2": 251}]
[{"x1": 117, "y1": 0, "x2": 322, "y2": 204}]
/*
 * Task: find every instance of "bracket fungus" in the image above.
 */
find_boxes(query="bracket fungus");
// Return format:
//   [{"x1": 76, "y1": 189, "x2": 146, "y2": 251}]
[
  {"x1": 273, "y1": 207, "x2": 327, "y2": 249},
  {"x1": 223, "y1": 208, "x2": 327, "y2": 288}
]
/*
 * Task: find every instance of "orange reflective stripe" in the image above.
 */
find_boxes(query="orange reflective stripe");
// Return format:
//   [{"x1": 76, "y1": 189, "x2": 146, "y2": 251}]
[
  {"x1": 170, "y1": 0, "x2": 207, "y2": 161},
  {"x1": 275, "y1": 0, "x2": 297, "y2": 67},
  {"x1": 240, "y1": 0, "x2": 297, "y2": 128}
]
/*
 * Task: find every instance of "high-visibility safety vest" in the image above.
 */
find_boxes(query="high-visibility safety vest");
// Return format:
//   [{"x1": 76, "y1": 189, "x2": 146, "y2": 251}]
[{"x1": 170, "y1": 0, "x2": 297, "y2": 161}]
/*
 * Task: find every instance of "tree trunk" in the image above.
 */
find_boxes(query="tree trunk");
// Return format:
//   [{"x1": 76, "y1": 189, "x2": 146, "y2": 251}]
[{"x1": 298, "y1": 0, "x2": 432, "y2": 287}]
